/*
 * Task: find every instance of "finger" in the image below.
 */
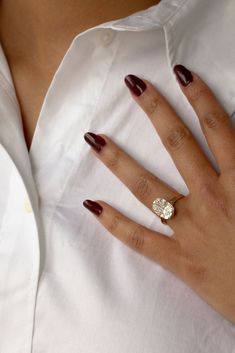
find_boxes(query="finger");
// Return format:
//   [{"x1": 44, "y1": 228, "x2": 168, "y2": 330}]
[
  {"x1": 124, "y1": 74, "x2": 218, "y2": 191},
  {"x1": 84, "y1": 132, "x2": 182, "y2": 224},
  {"x1": 83, "y1": 199, "x2": 182, "y2": 274},
  {"x1": 173, "y1": 64, "x2": 235, "y2": 173}
]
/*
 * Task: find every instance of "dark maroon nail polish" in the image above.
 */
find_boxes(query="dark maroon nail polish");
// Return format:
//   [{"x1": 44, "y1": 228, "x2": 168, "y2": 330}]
[
  {"x1": 124, "y1": 74, "x2": 147, "y2": 96},
  {"x1": 173, "y1": 65, "x2": 193, "y2": 86},
  {"x1": 84, "y1": 132, "x2": 106, "y2": 152},
  {"x1": 83, "y1": 200, "x2": 103, "y2": 216}
]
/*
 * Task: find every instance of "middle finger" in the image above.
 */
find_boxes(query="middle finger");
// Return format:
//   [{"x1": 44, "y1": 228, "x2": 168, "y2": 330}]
[{"x1": 124, "y1": 75, "x2": 218, "y2": 191}]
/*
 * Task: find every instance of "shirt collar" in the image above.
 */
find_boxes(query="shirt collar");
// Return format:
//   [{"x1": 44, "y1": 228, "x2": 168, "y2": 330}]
[
  {"x1": 101, "y1": 0, "x2": 188, "y2": 30},
  {"x1": 81, "y1": 0, "x2": 188, "y2": 32},
  {"x1": 0, "y1": 44, "x2": 13, "y2": 88},
  {"x1": 0, "y1": 0, "x2": 187, "y2": 85}
]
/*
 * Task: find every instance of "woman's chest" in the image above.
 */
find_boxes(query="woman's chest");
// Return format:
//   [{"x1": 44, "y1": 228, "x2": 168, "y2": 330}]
[{"x1": 8, "y1": 63, "x2": 58, "y2": 151}]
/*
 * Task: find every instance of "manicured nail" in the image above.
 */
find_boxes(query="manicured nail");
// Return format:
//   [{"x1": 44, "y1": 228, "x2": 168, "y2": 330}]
[
  {"x1": 84, "y1": 132, "x2": 106, "y2": 152},
  {"x1": 173, "y1": 65, "x2": 193, "y2": 86},
  {"x1": 83, "y1": 200, "x2": 103, "y2": 216},
  {"x1": 124, "y1": 74, "x2": 147, "y2": 96}
]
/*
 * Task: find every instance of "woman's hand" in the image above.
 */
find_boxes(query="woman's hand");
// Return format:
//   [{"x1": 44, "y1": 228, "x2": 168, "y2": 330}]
[{"x1": 83, "y1": 65, "x2": 235, "y2": 324}]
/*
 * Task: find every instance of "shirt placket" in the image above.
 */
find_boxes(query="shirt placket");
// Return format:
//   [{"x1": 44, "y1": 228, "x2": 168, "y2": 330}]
[
  {"x1": 28, "y1": 29, "x2": 120, "y2": 327},
  {"x1": 0, "y1": 160, "x2": 40, "y2": 353},
  {"x1": 29, "y1": 28, "x2": 119, "y2": 206}
]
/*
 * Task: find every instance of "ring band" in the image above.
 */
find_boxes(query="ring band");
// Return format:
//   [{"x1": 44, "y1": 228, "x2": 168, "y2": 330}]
[{"x1": 152, "y1": 194, "x2": 185, "y2": 224}]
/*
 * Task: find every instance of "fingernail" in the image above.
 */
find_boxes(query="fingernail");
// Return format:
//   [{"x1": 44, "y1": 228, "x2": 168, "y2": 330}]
[
  {"x1": 83, "y1": 200, "x2": 103, "y2": 216},
  {"x1": 173, "y1": 65, "x2": 193, "y2": 86},
  {"x1": 84, "y1": 132, "x2": 106, "y2": 152},
  {"x1": 124, "y1": 74, "x2": 147, "y2": 96}
]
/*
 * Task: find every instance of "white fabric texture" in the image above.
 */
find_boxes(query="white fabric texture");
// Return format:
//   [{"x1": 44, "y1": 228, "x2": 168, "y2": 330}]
[{"x1": 0, "y1": 0, "x2": 235, "y2": 352}]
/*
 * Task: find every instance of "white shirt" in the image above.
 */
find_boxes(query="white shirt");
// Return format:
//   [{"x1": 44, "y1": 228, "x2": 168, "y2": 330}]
[{"x1": 0, "y1": 0, "x2": 235, "y2": 352}]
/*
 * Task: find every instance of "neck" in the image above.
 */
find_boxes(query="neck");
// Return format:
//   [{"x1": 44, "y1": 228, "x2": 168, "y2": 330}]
[{"x1": 0, "y1": 0, "x2": 159, "y2": 67}]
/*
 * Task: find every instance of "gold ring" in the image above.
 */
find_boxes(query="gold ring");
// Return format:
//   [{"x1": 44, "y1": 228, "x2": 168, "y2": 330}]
[{"x1": 152, "y1": 194, "x2": 185, "y2": 225}]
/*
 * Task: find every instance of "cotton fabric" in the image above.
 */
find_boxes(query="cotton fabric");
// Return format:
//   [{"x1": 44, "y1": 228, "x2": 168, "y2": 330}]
[{"x1": 0, "y1": 0, "x2": 235, "y2": 352}]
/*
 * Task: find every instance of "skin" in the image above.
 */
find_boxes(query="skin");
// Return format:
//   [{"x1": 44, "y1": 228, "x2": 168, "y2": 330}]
[
  {"x1": 0, "y1": 0, "x2": 159, "y2": 66},
  {"x1": 1, "y1": 0, "x2": 234, "y2": 324},
  {"x1": 84, "y1": 72, "x2": 235, "y2": 324},
  {"x1": 0, "y1": 0, "x2": 159, "y2": 150}
]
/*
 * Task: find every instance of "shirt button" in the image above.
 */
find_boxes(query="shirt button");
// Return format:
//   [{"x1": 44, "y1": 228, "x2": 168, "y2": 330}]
[
  {"x1": 100, "y1": 29, "x2": 115, "y2": 46},
  {"x1": 23, "y1": 196, "x2": 33, "y2": 213}
]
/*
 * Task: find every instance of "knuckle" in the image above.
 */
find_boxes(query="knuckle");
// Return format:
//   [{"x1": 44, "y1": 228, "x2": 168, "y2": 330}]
[
  {"x1": 104, "y1": 148, "x2": 120, "y2": 171},
  {"x1": 165, "y1": 125, "x2": 192, "y2": 151},
  {"x1": 196, "y1": 181, "x2": 217, "y2": 214},
  {"x1": 198, "y1": 180, "x2": 216, "y2": 197},
  {"x1": 107, "y1": 214, "x2": 120, "y2": 234},
  {"x1": 179, "y1": 252, "x2": 207, "y2": 282},
  {"x1": 130, "y1": 173, "x2": 153, "y2": 202},
  {"x1": 187, "y1": 85, "x2": 208, "y2": 102},
  {"x1": 146, "y1": 95, "x2": 161, "y2": 117},
  {"x1": 126, "y1": 224, "x2": 145, "y2": 251},
  {"x1": 214, "y1": 197, "x2": 230, "y2": 220},
  {"x1": 228, "y1": 167, "x2": 235, "y2": 187},
  {"x1": 201, "y1": 111, "x2": 228, "y2": 130},
  {"x1": 198, "y1": 181, "x2": 230, "y2": 219},
  {"x1": 185, "y1": 260, "x2": 207, "y2": 282},
  {"x1": 198, "y1": 180, "x2": 219, "y2": 205},
  {"x1": 220, "y1": 163, "x2": 235, "y2": 187}
]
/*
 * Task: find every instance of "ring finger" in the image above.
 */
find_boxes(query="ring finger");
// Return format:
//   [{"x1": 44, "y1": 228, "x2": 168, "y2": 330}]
[{"x1": 84, "y1": 132, "x2": 183, "y2": 224}]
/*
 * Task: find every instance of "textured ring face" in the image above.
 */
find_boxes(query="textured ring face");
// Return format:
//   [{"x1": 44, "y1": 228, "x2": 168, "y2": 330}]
[{"x1": 152, "y1": 198, "x2": 174, "y2": 220}]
